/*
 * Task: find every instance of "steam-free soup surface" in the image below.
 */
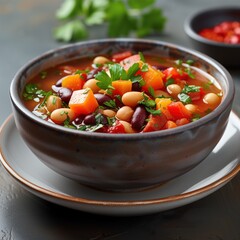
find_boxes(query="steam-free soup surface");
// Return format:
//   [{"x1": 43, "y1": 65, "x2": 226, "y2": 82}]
[{"x1": 22, "y1": 51, "x2": 222, "y2": 133}]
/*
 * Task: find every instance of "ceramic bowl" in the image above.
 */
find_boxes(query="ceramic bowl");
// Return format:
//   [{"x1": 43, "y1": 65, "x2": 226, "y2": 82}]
[
  {"x1": 184, "y1": 7, "x2": 240, "y2": 67},
  {"x1": 10, "y1": 39, "x2": 234, "y2": 191}
]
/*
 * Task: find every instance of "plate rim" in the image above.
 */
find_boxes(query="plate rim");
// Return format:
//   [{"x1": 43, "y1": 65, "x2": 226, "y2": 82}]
[{"x1": 0, "y1": 113, "x2": 240, "y2": 207}]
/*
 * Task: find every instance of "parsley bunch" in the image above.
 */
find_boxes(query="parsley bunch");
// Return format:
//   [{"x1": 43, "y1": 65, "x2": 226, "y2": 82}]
[{"x1": 54, "y1": 0, "x2": 166, "y2": 42}]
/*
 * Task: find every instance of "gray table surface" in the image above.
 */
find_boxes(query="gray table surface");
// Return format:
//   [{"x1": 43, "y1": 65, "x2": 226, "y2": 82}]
[{"x1": 0, "y1": 0, "x2": 240, "y2": 239}]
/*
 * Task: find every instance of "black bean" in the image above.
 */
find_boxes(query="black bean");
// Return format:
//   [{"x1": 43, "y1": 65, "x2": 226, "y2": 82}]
[
  {"x1": 58, "y1": 87, "x2": 73, "y2": 104},
  {"x1": 94, "y1": 93, "x2": 112, "y2": 106},
  {"x1": 131, "y1": 105, "x2": 148, "y2": 131},
  {"x1": 83, "y1": 113, "x2": 96, "y2": 125}
]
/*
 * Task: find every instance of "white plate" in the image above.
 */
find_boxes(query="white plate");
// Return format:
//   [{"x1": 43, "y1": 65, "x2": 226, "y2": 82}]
[{"x1": 0, "y1": 113, "x2": 240, "y2": 216}]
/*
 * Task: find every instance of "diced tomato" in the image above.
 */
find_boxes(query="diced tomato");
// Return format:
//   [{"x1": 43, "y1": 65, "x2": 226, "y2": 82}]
[
  {"x1": 167, "y1": 102, "x2": 191, "y2": 120},
  {"x1": 142, "y1": 114, "x2": 167, "y2": 132},
  {"x1": 108, "y1": 121, "x2": 126, "y2": 133},
  {"x1": 112, "y1": 51, "x2": 132, "y2": 62},
  {"x1": 188, "y1": 87, "x2": 205, "y2": 101},
  {"x1": 163, "y1": 67, "x2": 188, "y2": 82},
  {"x1": 120, "y1": 54, "x2": 141, "y2": 70},
  {"x1": 199, "y1": 21, "x2": 240, "y2": 44}
]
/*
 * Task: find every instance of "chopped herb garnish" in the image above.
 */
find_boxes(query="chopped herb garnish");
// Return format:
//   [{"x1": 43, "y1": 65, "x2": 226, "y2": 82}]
[
  {"x1": 148, "y1": 86, "x2": 155, "y2": 98},
  {"x1": 182, "y1": 85, "x2": 200, "y2": 94},
  {"x1": 186, "y1": 59, "x2": 194, "y2": 65},
  {"x1": 165, "y1": 78, "x2": 175, "y2": 86},
  {"x1": 178, "y1": 92, "x2": 192, "y2": 104},
  {"x1": 139, "y1": 52, "x2": 146, "y2": 62},
  {"x1": 40, "y1": 71, "x2": 48, "y2": 79},
  {"x1": 191, "y1": 114, "x2": 201, "y2": 122},
  {"x1": 203, "y1": 81, "x2": 213, "y2": 90},
  {"x1": 141, "y1": 63, "x2": 149, "y2": 72},
  {"x1": 176, "y1": 59, "x2": 183, "y2": 66},
  {"x1": 139, "y1": 93, "x2": 161, "y2": 115},
  {"x1": 185, "y1": 67, "x2": 195, "y2": 79},
  {"x1": 104, "y1": 100, "x2": 116, "y2": 109},
  {"x1": 23, "y1": 83, "x2": 49, "y2": 102}
]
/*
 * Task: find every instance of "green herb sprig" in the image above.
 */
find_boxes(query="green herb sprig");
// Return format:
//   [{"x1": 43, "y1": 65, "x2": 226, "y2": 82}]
[{"x1": 54, "y1": 0, "x2": 166, "y2": 42}]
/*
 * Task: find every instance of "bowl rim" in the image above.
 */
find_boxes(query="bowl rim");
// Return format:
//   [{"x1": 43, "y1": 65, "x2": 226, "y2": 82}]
[
  {"x1": 184, "y1": 6, "x2": 240, "y2": 47},
  {"x1": 10, "y1": 38, "x2": 235, "y2": 140}
]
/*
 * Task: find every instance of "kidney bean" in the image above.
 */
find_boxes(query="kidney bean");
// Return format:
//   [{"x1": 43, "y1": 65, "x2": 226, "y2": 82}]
[
  {"x1": 55, "y1": 79, "x2": 63, "y2": 87},
  {"x1": 73, "y1": 115, "x2": 85, "y2": 125},
  {"x1": 52, "y1": 85, "x2": 62, "y2": 93},
  {"x1": 131, "y1": 105, "x2": 148, "y2": 131},
  {"x1": 87, "y1": 68, "x2": 102, "y2": 80},
  {"x1": 94, "y1": 93, "x2": 112, "y2": 106},
  {"x1": 58, "y1": 87, "x2": 73, "y2": 104},
  {"x1": 132, "y1": 82, "x2": 141, "y2": 91},
  {"x1": 83, "y1": 113, "x2": 96, "y2": 125},
  {"x1": 99, "y1": 114, "x2": 108, "y2": 125}
]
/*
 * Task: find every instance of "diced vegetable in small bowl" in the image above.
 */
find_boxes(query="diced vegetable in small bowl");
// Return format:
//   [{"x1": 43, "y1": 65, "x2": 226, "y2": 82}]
[
  {"x1": 10, "y1": 39, "x2": 234, "y2": 191},
  {"x1": 184, "y1": 7, "x2": 240, "y2": 67}
]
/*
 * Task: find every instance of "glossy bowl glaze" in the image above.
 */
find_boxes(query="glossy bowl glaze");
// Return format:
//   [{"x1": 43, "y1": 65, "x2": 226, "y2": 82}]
[
  {"x1": 10, "y1": 39, "x2": 234, "y2": 191},
  {"x1": 184, "y1": 7, "x2": 240, "y2": 67}
]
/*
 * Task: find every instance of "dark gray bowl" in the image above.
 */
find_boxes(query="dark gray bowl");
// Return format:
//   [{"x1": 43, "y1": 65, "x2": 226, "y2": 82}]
[
  {"x1": 10, "y1": 39, "x2": 234, "y2": 191},
  {"x1": 184, "y1": 7, "x2": 240, "y2": 67}
]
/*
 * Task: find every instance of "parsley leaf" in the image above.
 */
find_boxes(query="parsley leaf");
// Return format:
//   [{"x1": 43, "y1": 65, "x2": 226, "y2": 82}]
[
  {"x1": 23, "y1": 83, "x2": 49, "y2": 102},
  {"x1": 54, "y1": 0, "x2": 166, "y2": 42},
  {"x1": 178, "y1": 93, "x2": 192, "y2": 104},
  {"x1": 182, "y1": 85, "x2": 201, "y2": 94},
  {"x1": 95, "y1": 71, "x2": 113, "y2": 90}
]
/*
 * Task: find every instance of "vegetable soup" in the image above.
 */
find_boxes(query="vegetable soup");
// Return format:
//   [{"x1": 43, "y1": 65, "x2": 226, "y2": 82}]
[{"x1": 22, "y1": 51, "x2": 222, "y2": 133}]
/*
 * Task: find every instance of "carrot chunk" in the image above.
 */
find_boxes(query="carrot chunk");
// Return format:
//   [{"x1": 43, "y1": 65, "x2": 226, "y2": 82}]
[
  {"x1": 69, "y1": 88, "x2": 99, "y2": 115},
  {"x1": 62, "y1": 73, "x2": 86, "y2": 91},
  {"x1": 141, "y1": 65, "x2": 164, "y2": 92},
  {"x1": 112, "y1": 80, "x2": 132, "y2": 96}
]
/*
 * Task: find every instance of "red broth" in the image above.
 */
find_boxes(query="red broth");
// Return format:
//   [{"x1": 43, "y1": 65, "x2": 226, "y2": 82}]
[{"x1": 22, "y1": 52, "x2": 222, "y2": 133}]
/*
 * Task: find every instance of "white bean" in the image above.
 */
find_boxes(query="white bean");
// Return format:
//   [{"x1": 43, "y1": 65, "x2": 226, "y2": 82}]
[
  {"x1": 50, "y1": 108, "x2": 75, "y2": 124},
  {"x1": 46, "y1": 95, "x2": 62, "y2": 113},
  {"x1": 93, "y1": 56, "x2": 110, "y2": 65},
  {"x1": 116, "y1": 106, "x2": 134, "y2": 122},
  {"x1": 167, "y1": 84, "x2": 182, "y2": 96},
  {"x1": 122, "y1": 91, "x2": 144, "y2": 108},
  {"x1": 83, "y1": 79, "x2": 100, "y2": 93},
  {"x1": 203, "y1": 93, "x2": 220, "y2": 106},
  {"x1": 185, "y1": 104, "x2": 198, "y2": 113},
  {"x1": 119, "y1": 120, "x2": 136, "y2": 133}
]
